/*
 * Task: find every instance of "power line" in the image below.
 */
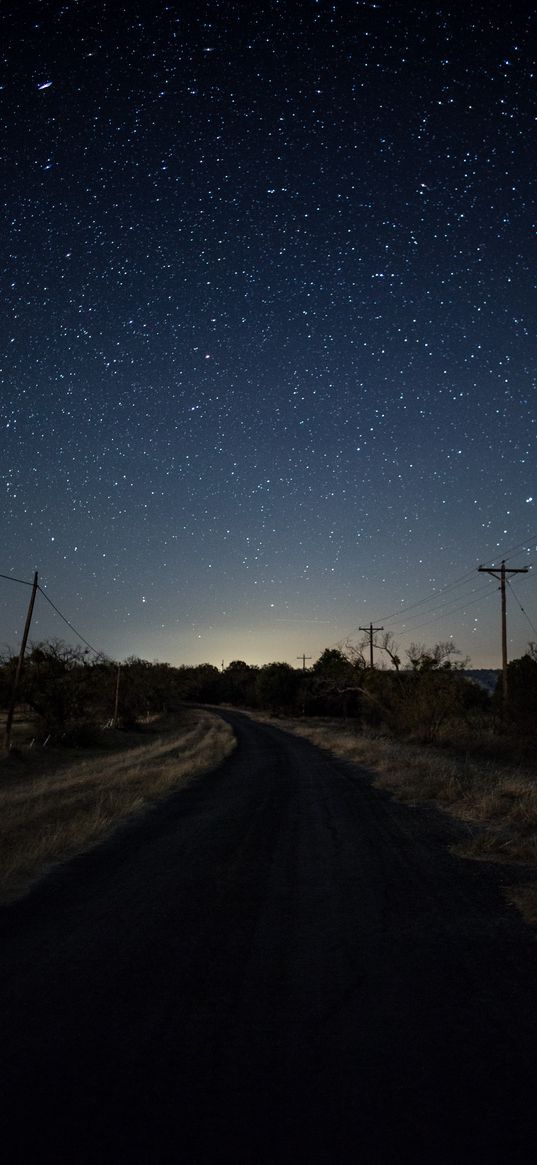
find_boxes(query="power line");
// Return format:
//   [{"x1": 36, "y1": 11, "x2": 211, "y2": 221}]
[
  {"x1": 1, "y1": 572, "x2": 101, "y2": 654},
  {"x1": 390, "y1": 579, "x2": 491, "y2": 628},
  {"x1": 390, "y1": 578, "x2": 493, "y2": 629},
  {"x1": 362, "y1": 587, "x2": 492, "y2": 644},
  {"x1": 321, "y1": 533, "x2": 537, "y2": 654},
  {"x1": 478, "y1": 560, "x2": 529, "y2": 704},
  {"x1": 341, "y1": 575, "x2": 496, "y2": 649},
  {"x1": 0, "y1": 572, "x2": 35, "y2": 587},
  {"x1": 350, "y1": 578, "x2": 492, "y2": 643},
  {"x1": 499, "y1": 532, "x2": 537, "y2": 563},
  {"x1": 371, "y1": 534, "x2": 537, "y2": 627},
  {"x1": 37, "y1": 586, "x2": 101, "y2": 655},
  {"x1": 331, "y1": 556, "x2": 532, "y2": 655},
  {"x1": 507, "y1": 580, "x2": 537, "y2": 639},
  {"x1": 372, "y1": 567, "x2": 478, "y2": 624},
  {"x1": 393, "y1": 586, "x2": 495, "y2": 635},
  {"x1": 371, "y1": 538, "x2": 535, "y2": 635}
]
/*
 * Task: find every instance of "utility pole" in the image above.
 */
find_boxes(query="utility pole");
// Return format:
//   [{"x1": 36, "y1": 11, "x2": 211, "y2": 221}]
[
  {"x1": 359, "y1": 622, "x2": 384, "y2": 669},
  {"x1": 478, "y1": 560, "x2": 528, "y2": 704},
  {"x1": 112, "y1": 663, "x2": 121, "y2": 728},
  {"x1": 297, "y1": 653, "x2": 312, "y2": 671},
  {"x1": 4, "y1": 571, "x2": 39, "y2": 752}
]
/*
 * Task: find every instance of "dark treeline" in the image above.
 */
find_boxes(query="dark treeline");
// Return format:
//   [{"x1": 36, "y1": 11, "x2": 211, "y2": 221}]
[
  {"x1": 176, "y1": 642, "x2": 537, "y2": 745},
  {"x1": 0, "y1": 643, "x2": 178, "y2": 745},
  {"x1": 177, "y1": 648, "x2": 491, "y2": 744},
  {"x1": 2, "y1": 639, "x2": 537, "y2": 750}
]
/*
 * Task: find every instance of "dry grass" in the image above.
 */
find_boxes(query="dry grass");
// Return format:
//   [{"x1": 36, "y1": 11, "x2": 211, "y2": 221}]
[
  {"x1": 0, "y1": 709, "x2": 235, "y2": 904},
  {"x1": 259, "y1": 714, "x2": 537, "y2": 925},
  {"x1": 504, "y1": 884, "x2": 537, "y2": 926}
]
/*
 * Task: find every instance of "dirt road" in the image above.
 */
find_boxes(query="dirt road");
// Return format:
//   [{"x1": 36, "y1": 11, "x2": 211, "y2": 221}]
[{"x1": 0, "y1": 711, "x2": 536, "y2": 1163}]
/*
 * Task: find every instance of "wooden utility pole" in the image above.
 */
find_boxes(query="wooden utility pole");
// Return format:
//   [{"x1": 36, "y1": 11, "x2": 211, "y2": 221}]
[
  {"x1": 297, "y1": 653, "x2": 312, "y2": 671},
  {"x1": 359, "y1": 622, "x2": 384, "y2": 669},
  {"x1": 478, "y1": 560, "x2": 529, "y2": 704},
  {"x1": 4, "y1": 571, "x2": 39, "y2": 752},
  {"x1": 112, "y1": 663, "x2": 121, "y2": 728}
]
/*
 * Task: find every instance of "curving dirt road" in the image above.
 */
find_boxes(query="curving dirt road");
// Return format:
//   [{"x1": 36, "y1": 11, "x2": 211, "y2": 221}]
[{"x1": 0, "y1": 710, "x2": 536, "y2": 1163}]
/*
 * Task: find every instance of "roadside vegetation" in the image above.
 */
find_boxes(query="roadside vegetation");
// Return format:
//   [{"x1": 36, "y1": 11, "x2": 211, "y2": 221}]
[
  {"x1": 0, "y1": 703, "x2": 235, "y2": 904},
  {"x1": 255, "y1": 715, "x2": 537, "y2": 916},
  {"x1": 1, "y1": 634, "x2": 536, "y2": 918},
  {"x1": 174, "y1": 636, "x2": 537, "y2": 924}
]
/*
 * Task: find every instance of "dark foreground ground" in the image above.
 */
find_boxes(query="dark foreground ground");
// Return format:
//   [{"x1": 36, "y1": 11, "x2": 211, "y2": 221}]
[{"x1": 0, "y1": 710, "x2": 536, "y2": 1164}]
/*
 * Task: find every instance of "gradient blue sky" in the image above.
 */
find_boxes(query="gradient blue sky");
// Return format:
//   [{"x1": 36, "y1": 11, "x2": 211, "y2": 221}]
[{"x1": 2, "y1": 0, "x2": 536, "y2": 669}]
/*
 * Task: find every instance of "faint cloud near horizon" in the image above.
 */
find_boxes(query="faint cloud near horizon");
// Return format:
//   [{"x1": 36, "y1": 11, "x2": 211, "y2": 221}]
[{"x1": 274, "y1": 618, "x2": 334, "y2": 624}]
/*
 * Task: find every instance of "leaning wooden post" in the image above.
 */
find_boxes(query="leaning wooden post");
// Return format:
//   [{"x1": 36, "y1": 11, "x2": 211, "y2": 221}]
[
  {"x1": 4, "y1": 571, "x2": 39, "y2": 752},
  {"x1": 112, "y1": 663, "x2": 121, "y2": 728}
]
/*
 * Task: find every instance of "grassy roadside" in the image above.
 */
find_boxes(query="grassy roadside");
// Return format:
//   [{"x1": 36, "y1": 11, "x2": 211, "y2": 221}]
[
  {"x1": 257, "y1": 714, "x2": 537, "y2": 925},
  {"x1": 0, "y1": 708, "x2": 235, "y2": 905}
]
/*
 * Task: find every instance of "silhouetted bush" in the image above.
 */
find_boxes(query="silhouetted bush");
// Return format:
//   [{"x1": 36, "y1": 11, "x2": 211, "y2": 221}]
[
  {"x1": 500, "y1": 652, "x2": 537, "y2": 736},
  {"x1": 255, "y1": 662, "x2": 300, "y2": 715},
  {"x1": 220, "y1": 661, "x2": 259, "y2": 706}
]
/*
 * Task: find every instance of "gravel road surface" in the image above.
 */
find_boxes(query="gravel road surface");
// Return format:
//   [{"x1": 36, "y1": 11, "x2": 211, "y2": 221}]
[{"x1": 1, "y1": 710, "x2": 536, "y2": 1163}]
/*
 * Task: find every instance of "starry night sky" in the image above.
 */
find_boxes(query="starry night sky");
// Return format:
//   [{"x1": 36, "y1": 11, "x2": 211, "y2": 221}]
[{"x1": 2, "y1": 0, "x2": 536, "y2": 669}]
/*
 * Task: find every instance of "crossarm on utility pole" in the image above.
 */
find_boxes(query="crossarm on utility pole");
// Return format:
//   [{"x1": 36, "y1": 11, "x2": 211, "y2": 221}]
[
  {"x1": 297, "y1": 653, "x2": 312, "y2": 671},
  {"x1": 478, "y1": 560, "x2": 529, "y2": 704},
  {"x1": 359, "y1": 623, "x2": 384, "y2": 669}
]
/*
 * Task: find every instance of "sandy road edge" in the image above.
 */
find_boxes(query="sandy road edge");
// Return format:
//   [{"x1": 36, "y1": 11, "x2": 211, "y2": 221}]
[
  {"x1": 0, "y1": 708, "x2": 236, "y2": 905},
  {"x1": 233, "y1": 709, "x2": 537, "y2": 925}
]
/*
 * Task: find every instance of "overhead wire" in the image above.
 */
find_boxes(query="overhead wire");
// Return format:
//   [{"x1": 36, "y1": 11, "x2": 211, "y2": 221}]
[
  {"x1": 376, "y1": 576, "x2": 493, "y2": 630},
  {"x1": 370, "y1": 533, "x2": 536, "y2": 630},
  {"x1": 403, "y1": 576, "x2": 494, "y2": 619},
  {"x1": 371, "y1": 566, "x2": 478, "y2": 624},
  {"x1": 333, "y1": 570, "x2": 488, "y2": 649},
  {"x1": 333, "y1": 582, "x2": 489, "y2": 649},
  {"x1": 359, "y1": 582, "x2": 493, "y2": 643},
  {"x1": 339, "y1": 551, "x2": 530, "y2": 649},
  {"x1": 4, "y1": 532, "x2": 536, "y2": 660},
  {"x1": 37, "y1": 585, "x2": 101, "y2": 655},
  {"x1": 0, "y1": 572, "x2": 34, "y2": 587},
  {"x1": 499, "y1": 532, "x2": 537, "y2": 563},
  {"x1": 2, "y1": 571, "x2": 102, "y2": 655},
  {"x1": 369, "y1": 537, "x2": 535, "y2": 642},
  {"x1": 507, "y1": 580, "x2": 537, "y2": 639},
  {"x1": 366, "y1": 533, "x2": 535, "y2": 638},
  {"x1": 391, "y1": 586, "x2": 496, "y2": 636}
]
